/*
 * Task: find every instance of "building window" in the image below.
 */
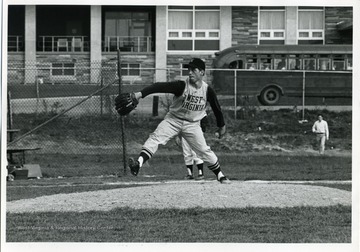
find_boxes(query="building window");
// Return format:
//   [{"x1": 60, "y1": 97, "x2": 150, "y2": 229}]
[
  {"x1": 8, "y1": 5, "x2": 25, "y2": 52},
  {"x1": 102, "y1": 6, "x2": 155, "y2": 52},
  {"x1": 259, "y1": 7, "x2": 285, "y2": 45},
  {"x1": 167, "y1": 6, "x2": 220, "y2": 51},
  {"x1": 52, "y1": 63, "x2": 75, "y2": 76},
  {"x1": 298, "y1": 7, "x2": 324, "y2": 44},
  {"x1": 120, "y1": 63, "x2": 140, "y2": 76},
  {"x1": 181, "y1": 63, "x2": 190, "y2": 76}
]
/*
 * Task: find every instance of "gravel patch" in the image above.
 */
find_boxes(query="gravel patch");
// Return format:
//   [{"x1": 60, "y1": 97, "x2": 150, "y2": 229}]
[{"x1": 6, "y1": 181, "x2": 351, "y2": 213}]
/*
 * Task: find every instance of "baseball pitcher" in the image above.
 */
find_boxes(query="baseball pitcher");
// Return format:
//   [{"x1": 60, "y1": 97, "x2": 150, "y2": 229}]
[{"x1": 115, "y1": 58, "x2": 230, "y2": 183}]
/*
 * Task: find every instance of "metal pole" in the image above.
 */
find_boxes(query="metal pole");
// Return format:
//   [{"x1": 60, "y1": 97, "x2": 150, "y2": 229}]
[
  {"x1": 234, "y1": 70, "x2": 237, "y2": 120},
  {"x1": 7, "y1": 91, "x2": 13, "y2": 129},
  {"x1": 100, "y1": 77, "x2": 103, "y2": 116},
  {"x1": 7, "y1": 91, "x2": 14, "y2": 162},
  {"x1": 117, "y1": 50, "x2": 127, "y2": 176},
  {"x1": 36, "y1": 78, "x2": 40, "y2": 114},
  {"x1": 302, "y1": 71, "x2": 306, "y2": 121}
]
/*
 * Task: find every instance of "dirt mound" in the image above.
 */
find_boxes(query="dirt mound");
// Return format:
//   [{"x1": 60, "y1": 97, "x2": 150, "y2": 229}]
[{"x1": 6, "y1": 181, "x2": 351, "y2": 213}]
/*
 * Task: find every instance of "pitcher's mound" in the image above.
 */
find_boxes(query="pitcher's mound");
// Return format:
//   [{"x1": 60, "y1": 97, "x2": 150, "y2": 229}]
[{"x1": 7, "y1": 181, "x2": 351, "y2": 213}]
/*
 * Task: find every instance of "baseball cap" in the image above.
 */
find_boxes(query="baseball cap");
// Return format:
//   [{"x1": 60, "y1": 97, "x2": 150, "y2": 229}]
[{"x1": 184, "y1": 58, "x2": 205, "y2": 71}]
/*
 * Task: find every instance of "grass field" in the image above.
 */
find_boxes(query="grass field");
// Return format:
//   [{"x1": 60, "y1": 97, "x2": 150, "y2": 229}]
[
  {"x1": 6, "y1": 153, "x2": 352, "y2": 243},
  {"x1": 6, "y1": 206, "x2": 351, "y2": 243},
  {"x1": 9, "y1": 152, "x2": 352, "y2": 185},
  {"x1": 5, "y1": 109, "x2": 353, "y2": 244}
]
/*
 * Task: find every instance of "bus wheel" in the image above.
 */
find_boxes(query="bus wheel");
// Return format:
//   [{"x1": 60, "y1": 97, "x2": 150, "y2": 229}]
[{"x1": 259, "y1": 86, "x2": 281, "y2": 105}]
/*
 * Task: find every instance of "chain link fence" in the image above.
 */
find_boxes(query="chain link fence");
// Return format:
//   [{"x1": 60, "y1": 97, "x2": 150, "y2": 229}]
[{"x1": 6, "y1": 60, "x2": 352, "y2": 178}]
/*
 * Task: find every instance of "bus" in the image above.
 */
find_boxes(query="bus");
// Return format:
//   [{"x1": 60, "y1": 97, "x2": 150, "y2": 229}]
[{"x1": 212, "y1": 45, "x2": 352, "y2": 105}]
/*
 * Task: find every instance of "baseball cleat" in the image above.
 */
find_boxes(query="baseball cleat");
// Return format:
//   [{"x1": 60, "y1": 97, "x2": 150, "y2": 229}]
[
  {"x1": 185, "y1": 175, "x2": 194, "y2": 180},
  {"x1": 197, "y1": 175, "x2": 205, "y2": 180},
  {"x1": 218, "y1": 176, "x2": 231, "y2": 184},
  {"x1": 129, "y1": 158, "x2": 140, "y2": 176}
]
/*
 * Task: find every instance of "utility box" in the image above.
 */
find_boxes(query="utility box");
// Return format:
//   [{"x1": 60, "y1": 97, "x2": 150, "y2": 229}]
[
  {"x1": 13, "y1": 168, "x2": 29, "y2": 180},
  {"x1": 7, "y1": 164, "x2": 42, "y2": 180},
  {"x1": 23, "y1": 164, "x2": 43, "y2": 178}
]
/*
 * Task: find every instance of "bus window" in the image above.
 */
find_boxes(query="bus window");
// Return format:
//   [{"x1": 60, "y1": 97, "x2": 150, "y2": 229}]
[
  {"x1": 260, "y1": 55, "x2": 272, "y2": 70},
  {"x1": 247, "y1": 63, "x2": 257, "y2": 70},
  {"x1": 304, "y1": 58, "x2": 315, "y2": 70},
  {"x1": 318, "y1": 58, "x2": 330, "y2": 70},
  {"x1": 274, "y1": 58, "x2": 286, "y2": 70},
  {"x1": 229, "y1": 60, "x2": 243, "y2": 69},
  {"x1": 246, "y1": 56, "x2": 258, "y2": 69},
  {"x1": 347, "y1": 57, "x2": 352, "y2": 70},
  {"x1": 333, "y1": 59, "x2": 345, "y2": 70},
  {"x1": 332, "y1": 54, "x2": 346, "y2": 70},
  {"x1": 261, "y1": 62, "x2": 271, "y2": 70},
  {"x1": 288, "y1": 56, "x2": 301, "y2": 70}
]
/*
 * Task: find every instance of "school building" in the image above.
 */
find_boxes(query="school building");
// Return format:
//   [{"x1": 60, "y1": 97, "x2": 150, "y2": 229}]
[{"x1": 7, "y1": 5, "x2": 353, "y2": 85}]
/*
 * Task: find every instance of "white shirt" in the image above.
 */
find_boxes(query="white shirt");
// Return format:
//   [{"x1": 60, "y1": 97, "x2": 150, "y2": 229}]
[{"x1": 312, "y1": 120, "x2": 329, "y2": 138}]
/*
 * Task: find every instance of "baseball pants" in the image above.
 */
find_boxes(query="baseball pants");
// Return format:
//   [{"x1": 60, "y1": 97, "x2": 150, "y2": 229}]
[
  {"x1": 181, "y1": 137, "x2": 204, "y2": 166},
  {"x1": 142, "y1": 114, "x2": 218, "y2": 166},
  {"x1": 316, "y1": 133, "x2": 326, "y2": 154}
]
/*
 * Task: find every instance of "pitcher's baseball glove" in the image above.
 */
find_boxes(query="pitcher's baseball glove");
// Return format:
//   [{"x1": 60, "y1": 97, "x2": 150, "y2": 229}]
[{"x1": 115, "y1": 92, "x2": 139, "y2": 116}]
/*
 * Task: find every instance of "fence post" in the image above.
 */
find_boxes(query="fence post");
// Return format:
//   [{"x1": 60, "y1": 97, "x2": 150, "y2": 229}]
[
  {"x1": 36, "y1": 78, "x2": 40, "y2": 114},
  {"x1": 7, "y1": 91, "x2": 13, "y2": 129},
  {"x1": 117, "y1": 50, "x2": 127, "y2": 176},
  {"x1": 302, "y1": 71, "x2": 306, "y2": 121},
  {"x1": 100, "y1": 77, "x2": 103, "y2": 116},
  {"x1": 234, "y1": 70, "x2": 237, "y2": 120}
]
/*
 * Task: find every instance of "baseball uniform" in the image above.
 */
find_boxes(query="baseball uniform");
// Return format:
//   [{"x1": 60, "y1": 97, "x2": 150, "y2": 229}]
[{"x1": 126, "y1": 58, "x2": 230, "y2": 183}]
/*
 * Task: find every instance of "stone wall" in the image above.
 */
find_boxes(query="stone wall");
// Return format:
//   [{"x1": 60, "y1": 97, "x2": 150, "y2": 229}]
[
  {"x1": 102, "y1": 53, "x2": 156, "y2": 86},
  {"x1": 231, "y1": 6, "x2": 258, "y2": 46},
  {"x1": 7, "y1": 52, "x2": 155, "y2": 85},
  {"x1": 8, "y1": 53, "x2": 25, "y2": 84},
  {"x1": 325, "y1": 7, "x2": 353, "y2": 45},
  {"x1": 36, "y1": 53, "x2": 91, "y2": 84}
]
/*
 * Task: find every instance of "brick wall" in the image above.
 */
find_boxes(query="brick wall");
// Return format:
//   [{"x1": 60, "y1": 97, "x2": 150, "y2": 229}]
[
  {"x1": 8, "y1": 54, "x2": 25, "y2": 84},
  {"x1": 102, "y1": 53, "x2": 156, "y2": 85},
  {"x1": 167, "y1": 54, "x2": 215, "y2": 84},
  {"x1": 36, "y1": 53, "x2": 91, "y2": 84},
  {"x1": 325, "y1": 7, "x2": 353, "y2": 45},
  {"x1": 231, "y1": 6, "x2": 258, "y2": 46},
  {"x1": 7, "y1": 52, "x2": 155, "y2": 85}
]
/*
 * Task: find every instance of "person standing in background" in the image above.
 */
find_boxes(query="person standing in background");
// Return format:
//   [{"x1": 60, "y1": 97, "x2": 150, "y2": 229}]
[
  {"x1": 180, "y1": 137, "x2": 205, "y2": 180},
  {"x1": 312, "y1": 114, "x2": 329, "y2": 154}
]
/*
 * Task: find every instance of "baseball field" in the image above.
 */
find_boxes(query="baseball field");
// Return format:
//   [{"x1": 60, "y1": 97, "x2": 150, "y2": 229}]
[{"x1": 5, "y1": 109, "x2": 354, "y2": 248}]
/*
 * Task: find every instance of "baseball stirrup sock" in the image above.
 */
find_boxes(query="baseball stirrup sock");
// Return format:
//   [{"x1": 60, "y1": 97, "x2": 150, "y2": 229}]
[
  {"x1": 186, "y1": 165, "x2": 193, "y2": 175},
  {"x1": 197, "y1": 163, "x2": 204, "y2": 175},
  {"x1": 217, "y1": 171, "x2": 225, "y2": 180},
  {"x1": 141, "y1": 147, "x2": 153, "y2": 159},
  {"x1": 208, "y1": 161, "x2": 222, "y2": 177},
  {"x1": 139, "y1": 151, "x2": 151, "y2": 167},
  {"x1": 138, "y1": 157, "x2": 144, "y2": 167},
  {"x1": 208, "y1": 161, "x2": 220, "y2": 172}
]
